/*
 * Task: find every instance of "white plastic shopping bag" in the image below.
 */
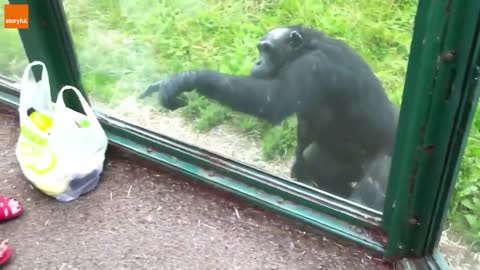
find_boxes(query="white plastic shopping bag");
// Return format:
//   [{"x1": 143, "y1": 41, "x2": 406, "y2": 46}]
[{"x1": 15, "y1": 61, "x2": 109, "y2": 201}]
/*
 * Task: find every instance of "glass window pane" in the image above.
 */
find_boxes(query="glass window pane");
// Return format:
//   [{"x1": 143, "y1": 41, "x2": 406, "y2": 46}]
[
  {"x1": 439, "y1": 126, "x2": 480, "y2": 268},
  {"x1": 62, "y1": 0, "x2": 417, "y2": 214},
  {"x1": 0, "y1": 3, "x2": 28, "y2": 81}
]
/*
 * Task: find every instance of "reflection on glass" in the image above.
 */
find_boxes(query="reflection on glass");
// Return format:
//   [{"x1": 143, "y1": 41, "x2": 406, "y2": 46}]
[
  {"x1": 0, "y1": 3, "x2": 28, "y2": 81},
  {"x1": 439, "y1": 131, "x2": 480, "y2": 268},
  {"x1": 62, "y1": 0, "x2": 418, "y2": 213}
]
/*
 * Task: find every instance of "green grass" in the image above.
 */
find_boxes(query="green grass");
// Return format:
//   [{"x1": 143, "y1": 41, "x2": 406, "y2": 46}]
[
  {"x1": 60, "y1": 0, "x2": 413, "y2": 158},
  {"x1": 0, "y1": 0, "x2": 479, "y2": 249}
]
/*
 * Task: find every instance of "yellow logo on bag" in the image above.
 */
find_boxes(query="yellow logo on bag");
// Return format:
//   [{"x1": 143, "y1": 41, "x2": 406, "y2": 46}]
[
  {"x1": 18, "y1": 140, "x2": 57, "y2": 175},
  {"x1": 20, "y1": 125, "x2": 48, "y2": 146},
  {"x1": 18, "y1": 140, "x2": 68, "y2": 195},
  {"x1": 18, "y1": 125, "x2": 56, "y2": 175}
]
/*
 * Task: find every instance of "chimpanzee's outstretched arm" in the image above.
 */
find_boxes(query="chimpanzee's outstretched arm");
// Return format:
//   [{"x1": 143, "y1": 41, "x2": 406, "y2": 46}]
[
  {"x1": 142, "y1": 71, "x2": 299, "y2": 124},
  {"x1": 141, "y1": 54, "x2": 326, "y2": 124}
]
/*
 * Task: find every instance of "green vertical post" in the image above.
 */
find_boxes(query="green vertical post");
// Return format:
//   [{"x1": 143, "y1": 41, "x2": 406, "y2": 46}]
[
  {"x1": 384, "y1": 0, "x2": 480, "y2": 258},
  {"x1": 9, "y1": 0, "x2": 88, "y2": 113}
]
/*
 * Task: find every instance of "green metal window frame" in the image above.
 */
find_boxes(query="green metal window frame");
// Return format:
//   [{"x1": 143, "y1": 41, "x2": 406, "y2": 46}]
[{"x1": 0, "y1": 1, "x2": 479, "y2": 269}]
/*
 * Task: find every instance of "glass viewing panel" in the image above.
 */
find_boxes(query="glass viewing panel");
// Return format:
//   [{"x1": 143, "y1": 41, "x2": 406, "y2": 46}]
[
  {"x1": 439, "y1": 124, "x2": 480, "y2": 268},
  {"x1": 0, "y1": 0, "x2": 29, "y2": 81},
  {"x1": 61, "y1": 0, "x2": 418, "y2": 214},
  {"x1": 0, "y1": 0, "x2": 474, "y2": 267}
]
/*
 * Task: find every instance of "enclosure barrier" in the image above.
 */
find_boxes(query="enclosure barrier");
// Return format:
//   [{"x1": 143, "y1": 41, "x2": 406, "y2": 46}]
[{"x1": 1, "y1": 1, "x2": 479, "y2": 269}]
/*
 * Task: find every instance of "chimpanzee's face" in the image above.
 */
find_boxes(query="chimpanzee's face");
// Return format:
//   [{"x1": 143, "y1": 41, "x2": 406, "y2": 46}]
[{"x1": 251, "y1": 27, "x2": 304, "y2": 78}]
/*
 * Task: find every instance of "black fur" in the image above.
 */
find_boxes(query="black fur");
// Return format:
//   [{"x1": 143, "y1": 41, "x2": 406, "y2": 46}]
[
  {"x1": 349, "y1": 155, "x2": 391, "y2": 211},
  {"x1": 141, "y1": 25, "x2": 398, "y2": 203}
]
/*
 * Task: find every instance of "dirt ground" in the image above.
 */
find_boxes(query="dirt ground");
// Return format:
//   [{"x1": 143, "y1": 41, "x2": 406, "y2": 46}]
[
  {"x1": 0, "y1": 107, "x2": 395, "y2": 269},
  {"x1": 97, "y1": 97, "x2": 480, "y2": 270}
]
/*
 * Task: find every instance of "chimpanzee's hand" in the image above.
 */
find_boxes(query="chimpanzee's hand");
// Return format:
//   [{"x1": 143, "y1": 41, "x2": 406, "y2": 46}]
[
  {"x1": 290, "y1": 159, "x2": 319, "y2": 187},
  {"x1": 142, "y1": 79, "x2": 188, "y2": 111},
  {"x1": 140, "y1": 75, "x2": 191, "y2": 111},
  {"x1": 291, "y1": 158, "x2": 307, "y2": 180}
]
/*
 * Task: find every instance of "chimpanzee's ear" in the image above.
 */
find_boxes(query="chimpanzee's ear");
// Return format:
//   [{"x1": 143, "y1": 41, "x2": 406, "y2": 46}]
[{"x1": 289, "y1": 31, "x2": 304, "y2": 48}]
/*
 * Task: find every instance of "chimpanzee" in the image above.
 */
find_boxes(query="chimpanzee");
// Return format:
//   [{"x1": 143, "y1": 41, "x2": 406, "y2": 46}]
[
  {"x1": 140, "y1": 25, "x2": 399, "y2": 202},
  {"x1": 349, "y1": 155, "x2": 392, "y2": 211}
]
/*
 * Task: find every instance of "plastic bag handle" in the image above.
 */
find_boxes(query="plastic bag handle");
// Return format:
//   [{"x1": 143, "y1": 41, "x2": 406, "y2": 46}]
[
  {"x1": 19, "y1": 61, "x2": 52, "y2": 110},
  {"x1": 55, "y1": 86, "x2": 98, "y2": 121}
]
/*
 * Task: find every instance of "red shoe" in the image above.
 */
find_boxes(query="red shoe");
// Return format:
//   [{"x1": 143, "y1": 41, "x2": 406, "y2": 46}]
[
  {"x1": 0, "y1": 239, "x2": 12, "y2": 266},
  {"x1": 0, "y1": 196, "x2": 23, "y2": 222}
]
